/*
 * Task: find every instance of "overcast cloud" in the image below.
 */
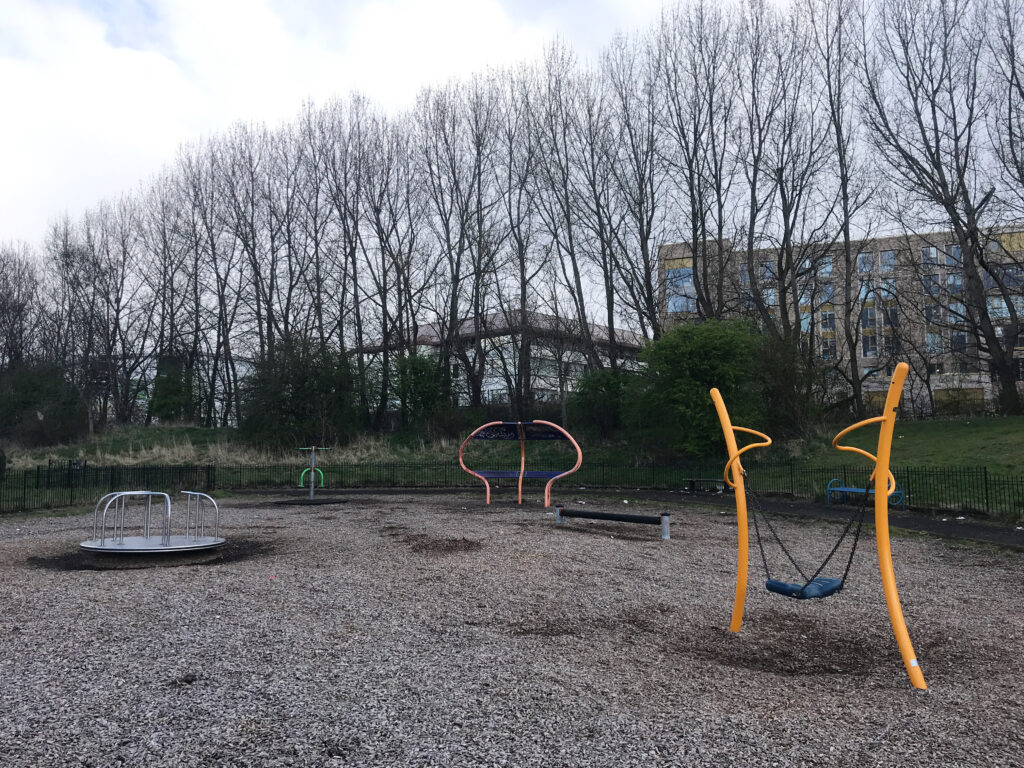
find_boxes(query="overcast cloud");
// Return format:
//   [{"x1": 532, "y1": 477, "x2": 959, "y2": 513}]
[{"x1": 0, "y1": 0, "x2": 665, "y2": 247}]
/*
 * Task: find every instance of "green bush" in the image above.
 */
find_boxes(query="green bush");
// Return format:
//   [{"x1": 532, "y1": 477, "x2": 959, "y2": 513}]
[
  {"x1": 239, "y1": 343, "x2": 355, "y2": 449},
  {"x1": 628, "y1": 319, "x2": 765, "y2": 458},
  {"x1": 567, "y1": 368, "x2": 634, "y2": 438},
  {"x1": 0, "y1": 363, "x2": 90, "y2": 447},
  {"x1": 149, "y1": 355, "x2": 195, "y2": 423},
  {"x1": 394, "y1": 354, "x2": 445, "y2": 429}
]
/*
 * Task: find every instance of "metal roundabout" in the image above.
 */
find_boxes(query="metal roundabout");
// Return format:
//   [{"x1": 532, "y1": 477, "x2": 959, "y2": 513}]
[{"x1": 80, "y1": 490, "x2": 225, "y2": 555}]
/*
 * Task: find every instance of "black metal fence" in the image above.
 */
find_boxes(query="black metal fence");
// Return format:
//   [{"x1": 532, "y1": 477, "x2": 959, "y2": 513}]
[{"x1": 1, "y1": 460, "x2": 1021, "y2": 522}]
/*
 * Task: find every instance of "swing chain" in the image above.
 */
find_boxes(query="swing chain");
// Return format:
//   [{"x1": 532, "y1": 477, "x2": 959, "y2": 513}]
[{"x1": 743, "y1": 475, "x2": 872, "y2": 591}]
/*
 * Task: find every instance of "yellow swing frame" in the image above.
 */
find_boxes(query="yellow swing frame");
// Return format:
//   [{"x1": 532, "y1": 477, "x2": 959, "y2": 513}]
[{"x1": 710, "y1": 362, "x2": 927, "y2": 690}]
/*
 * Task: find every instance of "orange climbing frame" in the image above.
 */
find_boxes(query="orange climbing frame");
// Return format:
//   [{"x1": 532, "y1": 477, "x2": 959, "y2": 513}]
[
  {"x1": 710, "y1": 362, "x2": 927, "y2": 690},
  {"x1": 458, "y1": 420, "x2": 583, "y2": 508}
]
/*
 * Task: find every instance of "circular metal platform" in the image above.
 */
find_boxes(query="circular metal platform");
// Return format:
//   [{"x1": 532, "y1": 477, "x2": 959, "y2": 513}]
[{"x1": 79, "y1": 535, "x2": 226, "y2": 554}]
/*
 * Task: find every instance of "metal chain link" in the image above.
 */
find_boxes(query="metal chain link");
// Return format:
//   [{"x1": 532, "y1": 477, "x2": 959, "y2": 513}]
[{"x1": 743, "y1": 473, "x2": 873, "y2": 591}]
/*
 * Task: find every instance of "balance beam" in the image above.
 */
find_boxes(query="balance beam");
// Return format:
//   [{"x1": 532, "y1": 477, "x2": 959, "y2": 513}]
[{"x1": 555, "y1": 506, "x2": 670, "y2": 540}]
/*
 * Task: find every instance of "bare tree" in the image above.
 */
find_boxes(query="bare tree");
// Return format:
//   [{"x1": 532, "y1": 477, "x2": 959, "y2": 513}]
[
  {"x1": 605, "y1": 30, "x2": 667, "y2": 340},
  {"x1": 659, "y1": 0, "x2": 740, "y2": 319},
  {"x1": 860, "y1": 0, "x2": 1022, "y2": 413},
  {"x1": 0, "y1": 242, "x2": 40, "y2": 370},
  {"x1": 534, "y1": 43, "x2": 602, "y2": 371}
]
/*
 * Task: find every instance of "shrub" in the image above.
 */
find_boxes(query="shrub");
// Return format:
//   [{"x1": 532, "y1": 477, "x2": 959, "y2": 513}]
[
  {"x1": 628, "y1": 319, "x2": 765, "y2": 458},
  {"x1": 567, "y1": 368, "x2": 635, "y2": 438},
  {"x1": 0, "y1": 363, "x2": 90, "y2": 447},
  {"x1": 239, "y1": 343, "x2": 355, "y2": 449}
]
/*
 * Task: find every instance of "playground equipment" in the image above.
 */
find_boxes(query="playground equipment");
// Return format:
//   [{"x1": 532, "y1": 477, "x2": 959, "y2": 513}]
[
  {"x1": 80, "y1": 490, "x2": 223, "y2": 554},
  {"x1": 711, "y1": 362, "x2": 927, "y2": 690},
  {"x1": 556, "y1": 506, "x2": 671, "y2": 539},
  {"x1": 459, "y1": 420, "x2": 582, "y2": 507},
  {"x1": 298, "y1": 447, "x2": 331, "y2": 500}
]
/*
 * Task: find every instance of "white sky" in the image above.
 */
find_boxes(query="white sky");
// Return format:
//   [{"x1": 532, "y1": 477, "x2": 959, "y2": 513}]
[{"x1": 0, "y1": 0, "x2": 666, "y2": 248}]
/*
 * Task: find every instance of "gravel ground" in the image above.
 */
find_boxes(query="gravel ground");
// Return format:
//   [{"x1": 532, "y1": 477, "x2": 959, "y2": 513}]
[{"x1": 1, "y1": 492, "x2": 1022, "y2": 767}]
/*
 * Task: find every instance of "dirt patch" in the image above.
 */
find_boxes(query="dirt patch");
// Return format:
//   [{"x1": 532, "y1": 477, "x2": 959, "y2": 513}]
[
  {"x1": 510, "y1": 604, "x2": 674, "y2": 638},
  {"x1": 275, "y1": 498, "x2": 349, "y2": 507},
  {"x1": 378, "y1": 524, "x2": 482, "y2": 555},
  {"x1": 406, "y1": 534, "x2": 483, "y2": 555},
  {"x1": 27, "y1": 537, "x2": 273, "y2": 572},
  {"x1": 672, "y1": 616, "x2": 877, "y2": 678}
]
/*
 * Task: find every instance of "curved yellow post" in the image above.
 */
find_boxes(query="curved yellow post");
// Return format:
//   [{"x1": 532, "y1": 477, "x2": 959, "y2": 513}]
[
  {"x1": 833, "y1": 362, "x2": 927, "y2": 690},
  {"x1": 710, "y1": 388, "x2": 772, "y2": 633}
]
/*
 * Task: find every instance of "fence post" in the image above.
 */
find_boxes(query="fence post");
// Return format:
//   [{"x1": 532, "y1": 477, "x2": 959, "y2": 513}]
[
  {"x1": 984, "y1": 466, "x2": 990, "y2": 517},
  {"x1": 22, "y1": 471, "x2": 27, "y2": 512}
]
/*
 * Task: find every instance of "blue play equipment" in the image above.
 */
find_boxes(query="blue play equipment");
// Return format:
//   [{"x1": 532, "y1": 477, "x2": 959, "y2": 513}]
[
  {"x1": 827, "y1": 477, "x2": 905, "y2": 510},
  {"x1": 765, "y1": 576, "x2": 845, "y2": 600}
]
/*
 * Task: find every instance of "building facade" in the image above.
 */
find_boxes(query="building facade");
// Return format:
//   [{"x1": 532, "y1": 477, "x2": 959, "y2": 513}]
[
  {"x1": 360, "y1": 309, "x2": 645, "y2": 413},
  {"x1": 660, "y1": 231, "x2": 1024, "y2": 415}
]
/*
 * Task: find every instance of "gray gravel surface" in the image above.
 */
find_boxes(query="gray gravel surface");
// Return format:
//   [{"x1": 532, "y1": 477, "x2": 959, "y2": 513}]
[{"x1": 1, "y1": 493, "x2": 1022, "y2": 767}]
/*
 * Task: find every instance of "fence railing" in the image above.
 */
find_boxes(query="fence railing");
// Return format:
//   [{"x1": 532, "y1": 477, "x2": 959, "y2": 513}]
[{"x1": 1, "y1": 460, "x2": 1021, "y2": 522}]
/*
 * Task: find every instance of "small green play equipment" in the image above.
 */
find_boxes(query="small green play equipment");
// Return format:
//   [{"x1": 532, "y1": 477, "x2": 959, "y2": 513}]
[{"x1": 297, "y1": 446, "x2": 331, "y2": 500}]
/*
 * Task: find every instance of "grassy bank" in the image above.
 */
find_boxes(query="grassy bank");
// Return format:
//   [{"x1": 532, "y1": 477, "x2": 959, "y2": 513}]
[
  {"x1": 795, "y1": 415, "x2": 1024, "y2": 474},
  {"x1": 6, "y1": 414, "x2": 1024, "y2": 474}
]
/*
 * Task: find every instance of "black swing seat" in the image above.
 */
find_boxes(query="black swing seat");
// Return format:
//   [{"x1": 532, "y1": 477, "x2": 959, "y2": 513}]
[{"x1": 765, "y1": 577, "x2": 844, "y2": 600}]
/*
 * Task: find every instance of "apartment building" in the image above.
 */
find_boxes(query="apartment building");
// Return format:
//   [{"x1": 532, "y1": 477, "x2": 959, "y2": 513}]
[
  {"x1": 660, "y1": 231, "x2": 1024, "y2": 415},
  {"x1": 360, "y1": 309, "x2": 644, "y2": 409}
]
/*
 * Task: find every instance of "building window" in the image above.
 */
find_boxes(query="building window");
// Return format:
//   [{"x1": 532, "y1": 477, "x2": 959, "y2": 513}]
[
  {"x1": 924, "y1": 304, "x2": 942, "y2": 325},
  {"x1": 484, "y1": 388, "x2": 507, "y2": 404},
  {"x1": 882, "y1": 307, "x2": 899, "y2": 328},
  {"x1": 948, "y1": 301, "x2": 966, "y2": 324},
  {"x1": 858, "y1": 252, "x2": 874, "y2": 273},
  {"x1": 861, "y1": 306, "x2": 876, "y2": 329},
  {"x1": 666, "y1": 267, "x2": 697, "y2": 313},
  {"x1": 928, "y1": 362, "x2": 945, "y2": 375},
  {"x1": 988, "y1": 296, "x2": 1011, "y2": 319},
  {"x1": 820, "y1": 282, "x2": 835, "y2": 303},
  {"x1": 534, "y1": 388, "x2": 558, "y2": 403},
  {"x1": 880, "y1": 250, "x2": 895, "y2": 273},
  {"x1": 926, "y1": 332, "x2": 943, "y2": 355},
  {"x1": 862, "y1": 366, "x2": 880, "y2": 378},
  {"x1": 922, "y1": 273, "x2": 941, "y2": 297},
  {"x1": 946, "y1": 244, "x2": 963, "y2": 267},
  {"x1": 859, "y1": 281, "x2": 874, "y2": 302},
  {"x1": 820, "y1": 256, "x2": 833, "y2": 277},
  {"x1": 946, "y1": 272, "x2": 963, "y2": 294},
  {"x1": 821, "y1": 310, "x2": 836, "y2": 332},
  {"x1": 951, "y1": 330, "x2": 968, "y2": 353},
  {"x1": 822, "y1": 338, "x2": 837, "y2": 360},
  {"x1": 860, "y1": 329, "x2": 876, "y2": 356},
  {"x1": 1004, "y1": 265, "x2": 1024, "y2": 289},
  {"x1": 862, "y1": 332, "x2": 878, "y2": 357},
  {"x1": 878, "y1": 278, "x2": 897, "y2": 298},
  {"x1": 922, "y1": 246, "x2": 939, "y2": 265},
  {"x1": 757, "y1": 262, "x2": 776, "y2": 306}
]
